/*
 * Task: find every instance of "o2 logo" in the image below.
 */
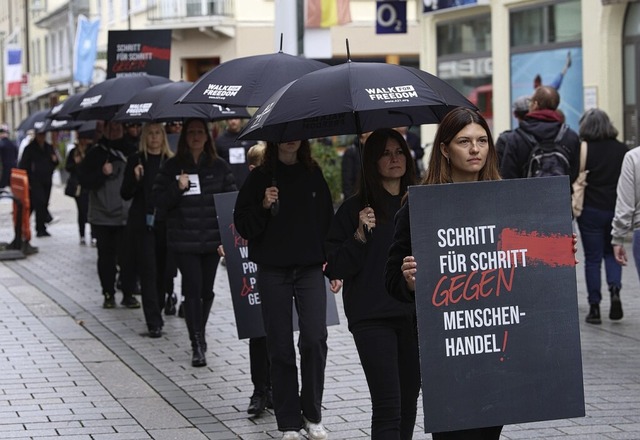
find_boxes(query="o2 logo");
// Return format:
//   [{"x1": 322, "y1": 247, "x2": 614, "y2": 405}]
[{"x1": 376, "y1": 1, "x2": 407, "y2": 34}]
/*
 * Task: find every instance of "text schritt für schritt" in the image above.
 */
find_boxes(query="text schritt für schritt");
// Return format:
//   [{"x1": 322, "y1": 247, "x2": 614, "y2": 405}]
[{"x1": 435, "y1": 225, "x2": 527, "y2": 358}]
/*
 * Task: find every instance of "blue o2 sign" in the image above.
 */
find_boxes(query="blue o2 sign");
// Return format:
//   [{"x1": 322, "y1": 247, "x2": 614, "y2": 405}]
[{"x1": 376, "y1": 1, "x2": 407, "y2": 34}]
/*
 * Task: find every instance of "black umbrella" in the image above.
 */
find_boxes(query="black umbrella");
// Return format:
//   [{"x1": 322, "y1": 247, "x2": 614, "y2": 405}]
[
  {"x1": 17, "y1": 109, "x2": 50, "y2": 133},
  {"x1": 68, "y1": 75, "x2": 172, "y2": 120},
  {"x1": 42, "y1": 118, "x2": 83, "y2": 132},
  {"x1": 112, "y1": 81, "x2": 251, "y2": 123},
  {"x1": 46, "y1": 92, "x2": 87, "y2": 121},
  {"x1": 238, "y1": 61, "x2": 477, "y2": 142},
  {"x1": 176, "y1": 49, "x2": 328, "y2": 107}
]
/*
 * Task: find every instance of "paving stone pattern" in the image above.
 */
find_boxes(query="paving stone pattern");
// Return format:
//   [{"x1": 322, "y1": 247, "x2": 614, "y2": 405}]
[{"x1": 0, "y1": 185, "x2": 638, "y2": 439}]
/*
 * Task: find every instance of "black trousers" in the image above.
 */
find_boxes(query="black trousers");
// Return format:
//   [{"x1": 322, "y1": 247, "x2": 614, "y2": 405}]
[
  {"x1": 29, "y1": 181, "x2": 51, "y2": 234},
  {"x1": 258, "y1": 265, "x2": 328, "y2": 432},
  {"x1": 249, "y1": 336, "x2": 271, "y2": 393},
  {"x1": 432, "y1": 426, "x2": 503, "y2": 440},
  {"x1": 74, "y1": 191, "x2": 88, "y2": 238},
  {"x1": 175, "y1": 252, "x2": 219, "y2": 339},
  {"x1": 92, "y1": 224, "x2": 132, "y2": 296},
  {"x1": 136, "y1": 223, "x2": 168, "y2": 330},
  {"x1": 351, "y1": 317, "x2": 421, "y2": 440}
]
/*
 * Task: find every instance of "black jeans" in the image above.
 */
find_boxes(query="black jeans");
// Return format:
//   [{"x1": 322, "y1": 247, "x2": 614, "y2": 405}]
[
  {"x1": 351, "y1": 317, "x2": 421, "y2": 440},
  {"x1": 30, "y1": 181, "x2": 51, "y2": 234},
  {"x1": 92, "y1": 224, "x2": 132, "y2": 296},
  {"x1": 258, "y1": 264, "x2": 328, "y2": 431},
  {"x1": 175, "y1": 252, "x2": 219, "y2": 338},
  {"x1": 136, "y1": 223, "x2": 168, "y2": 330},
  {"x1": 249, "y1": 336, "x2": 271, "y2": 394},
  {"x1": 74, "y1": 191, "x2": 88, "y2": 238}
]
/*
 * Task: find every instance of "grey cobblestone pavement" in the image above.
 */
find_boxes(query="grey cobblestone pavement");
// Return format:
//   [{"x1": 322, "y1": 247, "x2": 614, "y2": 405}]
[{"x1": 0, "y1": 184, "x2": 638, "y2": 439}]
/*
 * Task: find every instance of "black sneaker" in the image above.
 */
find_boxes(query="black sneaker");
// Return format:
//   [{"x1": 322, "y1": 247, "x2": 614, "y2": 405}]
[
  {"x1": 247, "y1": 392, "x2": 267, "y2": 415},
  {"x1": 36, "y1": 231, "x2": 51, "y2": 237},
  {"x1": 103, "y1": 293, "x2": 116, "y2": 309},
  {"x1": 178, "y1": 302, "x2": 185, "y2": 318},
  {"x1": 121, "y1": 295, "x2": 141, "y2": 309},
  {"x1": 148, "y1": 327, "x2": 162, "y2": 338}
]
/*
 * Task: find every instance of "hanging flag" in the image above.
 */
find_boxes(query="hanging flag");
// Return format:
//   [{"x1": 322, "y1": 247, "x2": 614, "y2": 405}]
[
  {"x1": 5, "y1": 45, "x2": 22, "y2": 97},
  {"x1": 306, "y1": 0, "x2": 351, "y2": 28},
  {"x1": 73, "y1": 15, "x2": 101, "y2": 85}
]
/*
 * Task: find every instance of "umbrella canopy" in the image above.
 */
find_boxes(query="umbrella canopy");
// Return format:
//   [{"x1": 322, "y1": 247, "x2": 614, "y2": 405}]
[
  {"x1": 238, "y1": 62, "x2": 478, "y2": 142},
  {"x1": 46, "y1": 92, "x2": 87, "y2": 121},
  {"x1": 176, "y1": 51, "x2": 328, "y2": 107},
  {"x1": 42, "y1": 118, "x2": 83, "y2": 132},
  {"x1": 112, "y1": 81, "x2": 251, "y2": 123},
  {"x1": 17, "y1": 109, "x2": 50, "y2": 133},
  {"x1": 68, "y1": 75, "x2": 171, "y2": 121}
]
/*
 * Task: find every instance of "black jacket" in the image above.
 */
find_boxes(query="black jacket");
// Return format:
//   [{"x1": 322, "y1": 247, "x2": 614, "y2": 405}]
[
  {"x1": 384, "y1": 202, "x2": 415, "y2": 304},
  {"x1": 152, "y1": 153, "x2": 236, "y2": 254},
  {"x1": 121, "y1": 151, "x2": 168, "y2": 229},
  {"x1": 583, "y1": 138, "x2": 628, "y2": 211},
  {"x1": 18, "y1": 140, "x2": 58, "y2": 186},
  {"x1": 499, "y1": 110, "x2": 580, "y2": 183},
  {"x1": 325, "y1": 192, "x2": 414, "y2": 329},
  {"x1": 234, "y1": 161, "x2": 333, "y2": 268}
]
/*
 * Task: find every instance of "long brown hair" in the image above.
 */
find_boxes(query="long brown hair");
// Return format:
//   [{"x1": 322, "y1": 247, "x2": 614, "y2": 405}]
[
  {"x1": 423, "y1": 107, "x2": 500, "y2": 184},
  {"x1": 359, "y1": 128, "x2": 417, "y2": 222},
  {"x1": 263, "y1": 140, "x2": 317, "y2": 172},
  {"x1": 176, "y1": 118, "x2": 217, "y2": 165}
]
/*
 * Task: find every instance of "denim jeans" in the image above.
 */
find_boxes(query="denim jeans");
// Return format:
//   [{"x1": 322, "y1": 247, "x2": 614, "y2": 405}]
[{"x1": 577, "y1": 205, "x2": 622, "y2": 304}]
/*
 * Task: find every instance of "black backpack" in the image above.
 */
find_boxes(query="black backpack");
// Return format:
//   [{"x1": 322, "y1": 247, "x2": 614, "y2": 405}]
[{"x1": 517, "y1": 124, "x2": 571, "y2": 178}]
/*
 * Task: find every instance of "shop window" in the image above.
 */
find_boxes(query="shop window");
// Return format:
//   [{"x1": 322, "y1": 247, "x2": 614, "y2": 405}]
[
  {"x1": 511, "y1": 0, "x2": 581, "y2": 48},
  {"x1": 437, "y1": 15, "x2": 491, "y2": 56}
]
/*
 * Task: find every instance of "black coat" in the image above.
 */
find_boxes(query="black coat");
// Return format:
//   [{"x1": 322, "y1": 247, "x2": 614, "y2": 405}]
[
  {"x1": 384, "y1": 202, "x2": 415, "y2": 304},
  {"x1": 152, "y1": 153, "x2": 236, "y2": 254},
  {"x1": 121, "y1": 151, "x2": 168, "y2": 229},
  {"x1": 18, "y1": 140, "x2": 58, "y2": 186}
]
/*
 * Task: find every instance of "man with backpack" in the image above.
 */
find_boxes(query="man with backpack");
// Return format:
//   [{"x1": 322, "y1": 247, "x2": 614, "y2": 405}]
[{"x1": 498, "y1": 86, "x2": 580, "y2": 183}]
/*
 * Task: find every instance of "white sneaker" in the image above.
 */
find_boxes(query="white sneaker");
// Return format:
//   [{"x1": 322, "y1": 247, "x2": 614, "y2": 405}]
[
  {"x1": 282, "y1": 431, "x2": 301, "y2": 440},
  {"x1": 304, "y1": 417, "x2": 328, "y2": 440}
]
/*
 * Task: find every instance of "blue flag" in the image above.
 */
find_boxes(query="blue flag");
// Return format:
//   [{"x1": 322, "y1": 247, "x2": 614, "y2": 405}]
[{"x1": 73, "y1": 15, "x2": 100, "y2": 85}]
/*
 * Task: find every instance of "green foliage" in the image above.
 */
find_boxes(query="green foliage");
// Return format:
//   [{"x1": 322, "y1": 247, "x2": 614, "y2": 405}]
[{"x1": 311, "y1": 140, "x2": 343, "y2": 206}]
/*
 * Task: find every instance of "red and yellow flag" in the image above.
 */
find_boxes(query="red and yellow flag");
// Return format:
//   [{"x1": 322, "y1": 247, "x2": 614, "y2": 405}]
[{"x1": 306, "y1": 0, "x2": 352, "y2": 29}]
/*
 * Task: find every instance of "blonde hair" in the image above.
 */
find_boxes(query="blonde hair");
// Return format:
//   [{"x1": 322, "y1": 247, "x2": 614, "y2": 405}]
[
  {"x1": 247, "y1": 143, "x2": 266, "y2": 168},
  {"x1": 139, "y1": 122, "x2": 173, "y2": 159}
]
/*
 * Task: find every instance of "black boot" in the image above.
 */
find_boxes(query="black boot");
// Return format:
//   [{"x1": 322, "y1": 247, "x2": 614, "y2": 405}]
[
  {"x1": 586, "y1": 304, "x2": 601, "y2": 324},
  {"x1": 201, "y1": 297, "x2": 214, "y2": 352},
  {"x1": 609, "y1": 286, "x2": 623, "y2": 320},
  {"x1": 191, "y1": 332, "x2": 207, "y2": 367}
]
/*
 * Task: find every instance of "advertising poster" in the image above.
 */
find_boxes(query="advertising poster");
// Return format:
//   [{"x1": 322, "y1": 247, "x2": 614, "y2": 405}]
[
  {"x1": 107, "y1": 30, "x2": 171, "y2": 78},
  {"x1": 510, "y1": 48, "x2": 583, "y2": 130},
  {"x1": 215, "y1": 192, "x2": 340, "y2": 339},
  {"x1": 408, "y1": 177, "x2": 584, "y2": 432}
]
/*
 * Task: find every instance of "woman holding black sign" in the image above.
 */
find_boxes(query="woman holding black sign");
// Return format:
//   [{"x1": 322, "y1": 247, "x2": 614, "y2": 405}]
[
  {"x1": 324, "y1": 128, "x2": 420, "y2": 440},
  {"x1": 385, "y1": 108, "x2": 504, "y2": 439}
]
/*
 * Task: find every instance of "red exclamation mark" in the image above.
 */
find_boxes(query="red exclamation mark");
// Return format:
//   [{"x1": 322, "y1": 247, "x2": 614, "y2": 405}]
[{"x1": 500, "y1": 330, "x2": 508, "y2": 362}]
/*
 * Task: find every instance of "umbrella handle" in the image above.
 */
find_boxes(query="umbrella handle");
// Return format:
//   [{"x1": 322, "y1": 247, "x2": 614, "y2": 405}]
[{"x1": 270, "y1": 178, "x2": 279, "y2": 216}]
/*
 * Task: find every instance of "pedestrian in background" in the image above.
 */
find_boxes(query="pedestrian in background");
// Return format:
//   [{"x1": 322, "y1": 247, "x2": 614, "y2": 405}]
[
  {"x1": 153, "y1": 118, "x2": 236, "y2": 367},
  {"x1": 65, "y1": 128, "x2": 94, "y2": 245},
  {"x1": 0, "y1": 124, "x2": 18, "y2": 189},
  {"x1": 612, "y1": 145, "x2": 640, "y2": 293},
  {"x1": 385, "y1": 107, "x2": 504, "y2": 440},
  {"x1": 19, "y1": 129, "x2": 59, "y2": 238},
  {"x1": 325, "y1": 128, "x2": 420, "y2": 439},
  {"x1": 218, "y1": 142, "x2": 273, "y2": 416},
  {"x1": 121, "y1": 122, "x2": 174, "y2": 338},
  {"x1": 234, "y1": 139, "x2": 335, "y2": 440},
  {"x1": 215, "y1": 118, "x2": 254, "y2": 188},
  {"x1": 77, "y1": 120, "x2": 140, "y2": 310},
  {"x1": 575, "y1": 108, "x2": 628, "y2": 324}
]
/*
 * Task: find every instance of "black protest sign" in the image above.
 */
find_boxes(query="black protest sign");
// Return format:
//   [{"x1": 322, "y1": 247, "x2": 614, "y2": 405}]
[
  {"x1": 215, "y1": 192, "x2": 340, "y2": 340},
  {"x1": 107, "y1": 30, "x2": 171, "y2": 78},
  {"x1": 408, "y1": 176, "x2": 584, "y2": 433}
]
